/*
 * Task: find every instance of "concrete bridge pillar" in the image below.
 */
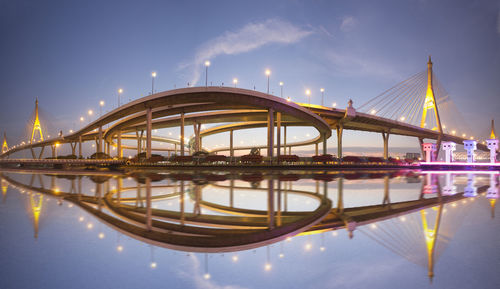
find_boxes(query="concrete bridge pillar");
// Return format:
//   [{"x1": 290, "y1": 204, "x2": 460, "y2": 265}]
[
  {"x1": 180, "y1": 112, "x2": 185, "y2": 156},
  {"x1": 441, "y1": 142, "x2": 456, "y2": 163},
  {"x1": 267, "y1": 109, "x2": 274, "y2": 160},
  {"x1": 443, "y1": 172, "x2": 457, "y2": 196},
  {"x1": 315, "y1": 143, "x2": 318, "y2": 155},
  {"x1": 382, "y1": 131, "x2": 390, "y2": 160},
  {"x1": 117, "y1": 132, "x2": 122, "y2": 158},
  {"x1": 464, "y1": 173, "x2": 477, "y2": 197},
  {"x1": 98, "y1": 126, "x2": 103, "y2": 153},
  {"x1": 336, "y1": 124, "x2": 343, "y2": 158},
  {"x1": 78, "y1": 136, "x2": 82, "y2": 158},
  {"x1": 146, "y1": 107, "x2": 152, "y2": 159},
  {"x1": 229, "y1": 130, "x2": 234, "y2": 157},
  {"x1": 463, "y1": 140, "x2": 477, "y2": 163},
  {"x1": 322, "y1": 132, "x2": 327, "y2": 155},
  {"x1": 276, "y1": 112, "x2": 281, "y2": 158},
  {"x1": 283, "y1": 126, "x2": 287, "y2": 155},
  {"x1": 486, "y1": 139, "x2": 499, "y2": 163},
  {"x1": 422, "y1": 143, "x2": 437, "y2": 162}
]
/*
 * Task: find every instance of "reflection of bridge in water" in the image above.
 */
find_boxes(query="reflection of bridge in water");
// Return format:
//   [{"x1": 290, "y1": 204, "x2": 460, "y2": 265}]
[{"x1": 1, "y1": 169, "x2": 498, "y2": 280}]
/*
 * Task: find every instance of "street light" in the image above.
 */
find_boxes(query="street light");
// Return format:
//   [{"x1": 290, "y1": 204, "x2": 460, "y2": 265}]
[
  {"x1": 204, "y1": 61, "x2": 211, "y2": 87},
  {"x1": 265, "y1": 69, "x2": 271, "y2": 94},
  {"x1": 88, "y1": 110, "x2": 93, "y2": 123},
  {"x1": 80, "y1": 116, "x2": 84, "y2": 122},
  {"x1": 233, "y1": 78, "x2": 238, "y2": 88},
  {"x1": 118, "y1": 88, "x2": 123, "y2": 107},
  {"x1": 305, "y1": 89, "x2": 311, "y2": 105},
  {"x1": 320, "y1": 88, "x2": 325, "y2": 106},
  {"x1": 279, "y1": 82, "x2": 284, "y2": 98},
  {"x1": 151, "y1": 71, "x2": 157, "y2": 94},
  {"x1": 99, "y1": 100, "x2": 105, "y2": 117}
]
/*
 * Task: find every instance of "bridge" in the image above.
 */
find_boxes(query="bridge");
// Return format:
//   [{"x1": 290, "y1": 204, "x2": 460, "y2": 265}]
[{"x1": 0, "y1": 57, "x2": 495, "y2": 164}]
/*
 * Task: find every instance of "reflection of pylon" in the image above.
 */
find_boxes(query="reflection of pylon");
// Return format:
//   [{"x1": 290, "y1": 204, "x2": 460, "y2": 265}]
[
  {"x1": 2, "y1": 132, "x2": 7, "y2": 153},
  {"x1": 31, "y1": 98, "x2": 44, "y2": 143},
  {"x1": 30, "y1": 192, "x2": 43, "y2": 239},
  {"x1": 420, "y1": 204, "x2": 443, "y2": 283}
]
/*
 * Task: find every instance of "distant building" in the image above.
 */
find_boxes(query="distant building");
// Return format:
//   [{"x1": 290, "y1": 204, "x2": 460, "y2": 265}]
[{"x1": 405, "y1": 152, "x2": 420, "y2": 160}]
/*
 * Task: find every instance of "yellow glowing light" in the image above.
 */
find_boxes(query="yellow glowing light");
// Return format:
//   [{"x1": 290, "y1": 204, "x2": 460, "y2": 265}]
[
  {"x1": 69, "y1": 129, "x2": 73, "y2": 133},
  {"x1": 286, "y1": 97, "x2": 291, "y2": 102},
  {"x1": 205, "y1": 60, "x2": 211, "y2": 67},
  {"x1": 80, "y1": 117, "x2": 84, "y2": 122},
  {"x1": 118, "y1": 88, "x2": 123, "y2": 94},
  {"x1": 279, "y1": 81, "x2": 284, "y2": 86},
  {"x1": 87, "y1": 223, "x2": 93, "y2": 229},
  {"x1": 117, "y1": 245, "x2": 123, "y2": 252},
  {"x1": 150, "y1": 262, "x2": 157, "y2": 269},
  {"x1": 203, "y1": 273, "x2": 211, "y2": 279},
  {"x1": 332, "y1": 231, "x2": 338, "y2": 236},
  {"x1": 233, "y1": 78, "x2": 238, "y2": 84},
  {"x1": 400, "y1": 116, "x2": 405, "y2": 121},
  {"x1": 152, "y1": 71, "x2": 157, "y2": 78},
  {"x1": 232, "y1": 255, "x2": 238, "y2": 262},
  {"x1": 264, "y1": 263, "x2": 272, "y2": 271},
  {"x1": 286, "y1": 237, "x2": 292, "y2": 242},
  {"x1": 332, "y1": 102, "x2": 337, "y2": 107},
  {"x1": 320, "y1": 246, "x2": 326, "y2": 252},
  {"x1": 452, "y1": 130, "x2": 456, "y2": 135},
  {"x1": 98, "y1": 232, "x2": 105, "y2": 239},
  {"x1": 400, "y1": 216, "x2": 406, "y2": 222},
  {"x1": 371, "y1": 109, "x2": 376, "y2": 115},
  {"x1": 79, "y1": 216, "x2": 84, "y2": 222},
  {"x1": 371, "y1": 224, "x2": 377, "y2": 229},
  {"x1": 470, "y1": 136, "x2": 474, "y2": 140},
  {"x1": 279, "y1": 253, "x2": 284, "y2": 258},
  {"x1": 88, "y1": 110, "x2": 93, "y2": 116},
  {"x1": 320, "y1": 88, "x2": 324, "y2": 92},
  {"x1": 305, "y1": 243, "x2": 312, "y2": 251},
  {"x1": 462, "y1": 133, "x2": 466, "y2": 137},
  {"x1": 99, "y1": 100, "x2": 105, "y2": 106},
  {"x1": 305, "y1": 89, "x2": 311, "y2": 96},
  {"x1": 265, "y1": 69, "x2": 271, "y2": 76}
]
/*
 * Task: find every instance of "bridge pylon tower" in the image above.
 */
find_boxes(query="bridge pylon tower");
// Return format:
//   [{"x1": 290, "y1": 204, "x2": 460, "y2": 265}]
[
  {"x1": 30, "y1": 192, "x2": 43, "y2": 239},
  {"x1": 420, "y1": 204, "x2": 443, "y2": 283},
  {"x1": 2, "y1": 132, "x2": 8, "y2": 153},
  {"x1": 30, "y1": 98, "x2": 44, "y2": 144},
  {"x1": 420, "y1": 56, "x2": 443, "y2": 157}
]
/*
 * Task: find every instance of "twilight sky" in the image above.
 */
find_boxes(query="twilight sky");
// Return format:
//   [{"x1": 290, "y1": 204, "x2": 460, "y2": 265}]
[{"x1": 0, "y1": 0, "x2": 499, "y2": 152}]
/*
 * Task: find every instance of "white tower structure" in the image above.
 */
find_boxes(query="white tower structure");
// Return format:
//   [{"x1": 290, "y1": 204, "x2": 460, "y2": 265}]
[
  {"x1": 463, "y1": 140, "x2": 477, "y2": 163},
  {"x1": 422, "y1": 143, "x2": 437, "y2": 163},
  {"x1": 486, "y1": 119, "x2": 498, "y2": 163},
  {"x1": 441, "y1": 141, "x2": 456, "y2": 163}
]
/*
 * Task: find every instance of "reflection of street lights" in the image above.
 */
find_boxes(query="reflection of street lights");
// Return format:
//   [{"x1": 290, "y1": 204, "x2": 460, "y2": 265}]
[
  {"x1": 99, "y1": 100, "x2": 105, "y2": 117},
  {"x1": 306, "y1": 89, "x2": 311, "y2": 105},
  {"x1": 55, "y1": 142, "x2": 60, "y2": 158},
  {"x1": 279, "y1": 82, "x2": 284, "y2": 98},
  {"x1": 320, "y1": 88, "x2": 324, "y2": 106},
  {"x1": 233, "y1": 78, "x2": 238, "y2": 88},
  {"x1": 265, "y1": 69, "x2": 271, "y2": 94},
  {"x1": 151, "y1": 71, "x2": 157, "y2": 94},
  {"x1": 204, "y1": 61, "x2": 210, "y2": 87},
  {"x1": 118, "y1": 88, "x2": 123, "y2": 107}
]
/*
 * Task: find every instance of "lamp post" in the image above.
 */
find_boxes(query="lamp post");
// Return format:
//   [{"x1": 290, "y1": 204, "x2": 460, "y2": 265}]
[
  {"x1": 118, "y1": 88, "x2": 123, "y2": 107},
  {"x1": 205, "y1": 61, "x2": 210, "y2": 87},
  {"x1": 151, "y1": 72, "x2": 157, "y2": 94},
  {"x1": 320, "y1": 88, "x2": 324, "y2": 106},
  {"x1": 99, "y1": 100, "x2": 105, "y2": 117},
  {"x1": 233, "y1": 78, "x2": 238, "y2": 88},
  {"x1": 265, "y1": 69, "x2": 271, "y2": 94},
  {"x1": 306, "y1": 89, "x2": 311, "y2": 106},
  {"x1": 279, "y1": 82, "x2": 284, "y2": 98}
]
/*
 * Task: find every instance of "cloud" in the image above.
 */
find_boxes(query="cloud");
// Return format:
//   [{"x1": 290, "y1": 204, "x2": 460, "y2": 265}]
[
  {"x1": 340, "y1": 16, "x2": 357, "y2": 32},
  {"x1": 324, "y1": 51, "x2": 399, "y2": 79},
  {"x1": 181, "y1": 19, "x2": 314, "y2": 85}
]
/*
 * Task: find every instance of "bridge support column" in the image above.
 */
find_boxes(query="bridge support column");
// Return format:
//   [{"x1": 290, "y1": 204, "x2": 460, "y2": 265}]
[
  {"x1": 382, "y1": 131, "x2": 390, "y2": 160},
  {"x1": 146, "y1": 107, "x2": 152, "y2": 159},
  {"x1": 180, "y1": 112, "x2": 185, "y2": 156},
  {"x1": 230, "y1": 130, "x2": 234, "y2": 157},
  {"x1": 322, "y1": 132, "x2": 327, "y2": 155},
  {"x1": 276, "y1": 112, "x2": 281, "y2": 159},
  {"x1": 422, "y1": 143, "x2": 437, "y2": 162},
  {"x1": 283, "y1": 126, "x2": 287, "y2": 155},
  {"x1": 315, "y1": 143, "x2": 318, "y2": 155},
  {"x1": 267, "y1": 109, "x2": 274, "y2": 161},
  {"x1": 51, "y1": 145, "x2": 56, "y2": 158},
  {"x1": 78, "y1": 136, "x2": 82, "y2": 158},
  {"x1": 267, "y1": 179, "x2": 275, "y2": 229},
  {"x1": 117, "y1": 132, "x2": 122, "y2": 158},
  {"x1": 441, "y1": 142, "x2": 456, "y2": 163},
  {"x1": 193, "y1": 123, "x2": 201, "y2": 152},
  {"x1": 146, "y1": 177, "x2": 152, "y2": 231},
  {"x1": 98, "y1": 126, "x2": 103, "y2": 153},
  {"x1": 336, "y1": 124, "x2": 343, "y2": 158},
  {"x1": 30, "y1": 147, "x2": 36, "y2": 159},
  {"x1": 463, "y1": 140, "x2": 477, "y2": 163}
]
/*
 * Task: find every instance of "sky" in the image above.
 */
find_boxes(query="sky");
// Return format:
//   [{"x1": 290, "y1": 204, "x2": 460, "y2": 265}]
[{"x1": 0, "y1": 0, "x2": 499, "y2": 155}]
